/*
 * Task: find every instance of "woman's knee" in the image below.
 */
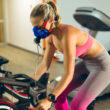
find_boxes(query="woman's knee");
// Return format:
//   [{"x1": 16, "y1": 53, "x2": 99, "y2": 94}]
[
  {"x1": 70, "y1": 102, "x2": 86, "y2": 110},
  {"x1": 70, "y1": 97, "x2": 86, "y2": 110}
]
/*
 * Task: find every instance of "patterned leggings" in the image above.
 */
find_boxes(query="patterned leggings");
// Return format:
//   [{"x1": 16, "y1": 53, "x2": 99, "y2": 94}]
[{"x1": 54, "y1": 49, "x2": 110, "y2": 110}]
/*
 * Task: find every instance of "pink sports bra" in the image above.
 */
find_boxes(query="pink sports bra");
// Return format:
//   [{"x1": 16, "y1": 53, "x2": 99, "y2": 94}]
[{"x1": 51, "y1": 25, "x2": 93, "y2": 58}]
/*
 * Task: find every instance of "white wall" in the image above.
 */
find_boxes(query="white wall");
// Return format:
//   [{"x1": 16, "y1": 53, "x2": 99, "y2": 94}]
[
  {"x1": 4, "y1": 0, "x2": 43, "y2": 54},
  {"x1": 57, "y1": 0, "x2": 110, "y2": 50},
  {"x1": 3, "y1": 0, "x2": 9, "y2": 43},
  {"x1": 3, "y1": 0, "x2": 110, "y2": 54}
]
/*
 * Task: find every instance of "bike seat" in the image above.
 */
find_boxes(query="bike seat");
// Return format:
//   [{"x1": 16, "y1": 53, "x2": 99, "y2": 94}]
[
  {"x1": 73, "y1": 7, "x2": 110, "y2": 31},
  {"x1": 13, "y1": 74, "x2": 32, "y2": 82},
  {"x1": 0, "y1": 56, "x2": 9, "y2": 66}
]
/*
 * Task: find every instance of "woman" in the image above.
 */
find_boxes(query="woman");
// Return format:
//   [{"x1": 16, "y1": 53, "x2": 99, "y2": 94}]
[{"x1": 30, "y1": 1, "x2": 110, "y2": 110}]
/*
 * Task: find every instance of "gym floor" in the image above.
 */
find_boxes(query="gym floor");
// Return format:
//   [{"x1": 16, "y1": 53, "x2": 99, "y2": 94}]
[{"x1": 0, "y1": 44, "x2": 110, "y2": 110}]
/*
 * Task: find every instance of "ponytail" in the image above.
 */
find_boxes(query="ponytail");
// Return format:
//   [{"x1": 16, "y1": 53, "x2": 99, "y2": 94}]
[{"x1": 47, "y1": 0, "x2": 62, "y2": 25}]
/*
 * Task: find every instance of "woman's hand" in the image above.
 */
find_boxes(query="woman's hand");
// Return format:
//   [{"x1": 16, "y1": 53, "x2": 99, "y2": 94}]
[{"x1": 35, "y1": 97, "x2": 53, "y2": 110}]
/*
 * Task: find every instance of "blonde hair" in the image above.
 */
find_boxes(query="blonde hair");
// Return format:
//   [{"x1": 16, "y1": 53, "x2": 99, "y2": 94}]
[{"x1": 30, "y1": 0, "x2": 61, "y2": 26}]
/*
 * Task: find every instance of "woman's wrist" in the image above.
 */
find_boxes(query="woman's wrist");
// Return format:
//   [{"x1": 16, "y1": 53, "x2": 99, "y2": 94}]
[
  {"x1": 47, "y1": 93, "x2": 57, "y2": 103},
  {"x1": 46, "y1": 97, "x2": 53, "y2": 104}
]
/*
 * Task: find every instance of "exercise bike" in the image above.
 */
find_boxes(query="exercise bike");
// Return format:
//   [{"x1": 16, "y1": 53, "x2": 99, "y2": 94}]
[
  {"x1": 0, "y1": 56, "x2": 97, "y2": 110},
  {"x1": 0, "y1": 55, "x2": 59, "y2": 110}
]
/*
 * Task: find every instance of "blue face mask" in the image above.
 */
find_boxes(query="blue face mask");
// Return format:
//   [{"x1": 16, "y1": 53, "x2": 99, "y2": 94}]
[
  {"x1": 33, "y1": 26, "x2": 50, "y2": 39},
  {"x1": 32, "y1": 21, "x2": 53, "y2": 44}
]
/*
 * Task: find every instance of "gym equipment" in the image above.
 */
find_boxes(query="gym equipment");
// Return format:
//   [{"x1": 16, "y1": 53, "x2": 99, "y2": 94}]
[
  {"x1": 0, "y1": 71, "x2": 49, "y2": 109},
  {"x1": 0, "y1": 56, "x2": 62, "y2": 110},
  {"x1": 0, "y1": 56, "x2": 9, "y2": 70},
  {"x1": 0, "y1": 57, "x2": 94, "y2": 110},
  {"x1": 73, "y1": 7, "x2": 110, "y2": 37},
  {"x1": 72, "y1": 6, "x2": 110, "y2": 99}
]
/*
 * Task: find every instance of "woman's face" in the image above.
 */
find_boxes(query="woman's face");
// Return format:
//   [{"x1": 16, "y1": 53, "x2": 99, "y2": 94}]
[
  {"x1": 30, "y1": 16, "x2": 53, "y2": 31},
  {"x1": 30, "y1": 16, "x2": 43, "y2": 27}
]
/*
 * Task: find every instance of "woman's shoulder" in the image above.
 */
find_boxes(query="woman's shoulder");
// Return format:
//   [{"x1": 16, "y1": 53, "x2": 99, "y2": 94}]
[
  {"x1": 58, "y1": 24, "x2": 72, "y2": 29},
  {"x1": 59, "y1": 24, "x2": 76, "y2": 29},
  {"x1": 60, "y1": 24, "x2": 80, "y2": 31},
  {"x1": 60, "y1": 24, "x2": 80, "y2": 35}
]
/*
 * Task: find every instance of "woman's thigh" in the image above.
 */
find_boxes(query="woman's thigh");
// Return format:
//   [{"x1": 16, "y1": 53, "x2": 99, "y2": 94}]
[
  {"x1": 70, "y1": 60, "x2": 90, "y2": 86},
  {"x1": 70, "y1": 69, "x2": 110, "y2": 109}
]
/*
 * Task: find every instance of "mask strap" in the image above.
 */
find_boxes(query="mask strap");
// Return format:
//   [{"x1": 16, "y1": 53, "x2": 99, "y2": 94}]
[
  {"x1": 43, "y1": 3, "x2": 55, "y2": 32},
  {"x1": 44, "y1": 3, "x2": 50, "y2": 21},
  {"x1": 42, "y1": 21, "x2": 48, "y2": 30},
  {"x1": 41, "y1": 3, "x2": 50, "y2": 30},
  {"x1": 45, "y1": 2, "x2": 55, "y2": 22},
  {"x1": 49, "y1": 23, "x2": 53, "y2": 32}
]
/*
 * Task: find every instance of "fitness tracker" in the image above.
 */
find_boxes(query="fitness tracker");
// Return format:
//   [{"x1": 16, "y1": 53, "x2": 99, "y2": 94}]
[{"x1": 47, "y1": 93, "x2": 57, "y2": 103}]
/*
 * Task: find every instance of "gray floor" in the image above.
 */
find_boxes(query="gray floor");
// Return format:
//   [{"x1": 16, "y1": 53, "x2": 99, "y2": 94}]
[{"x1": 0, "y1": 44, "x2": 110, "y2": 110}]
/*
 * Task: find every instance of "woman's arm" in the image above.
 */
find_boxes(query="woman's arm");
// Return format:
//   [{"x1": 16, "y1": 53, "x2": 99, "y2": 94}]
[
  {"x1": 51, "y1": 29, "x2": 77, "y2": 98},
  {"x1": 32, "y1": 36, "x2": 56, "y2": 80}
]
